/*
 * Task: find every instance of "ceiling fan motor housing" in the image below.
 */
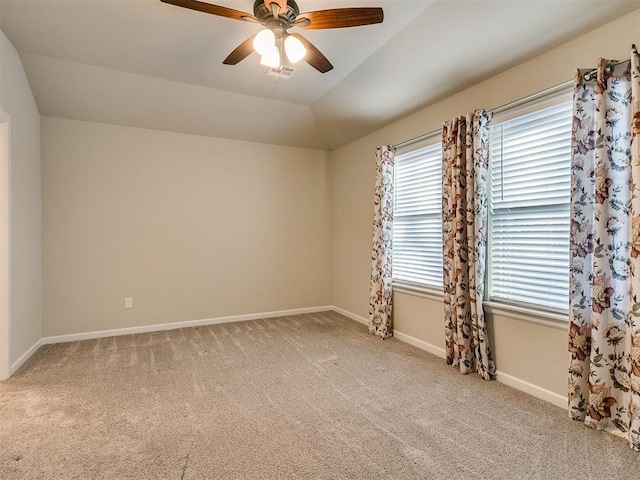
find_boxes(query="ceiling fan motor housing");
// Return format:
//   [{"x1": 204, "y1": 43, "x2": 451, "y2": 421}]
[{"x1": 254, "y1": 0, "x2": 299, "y2": 24}]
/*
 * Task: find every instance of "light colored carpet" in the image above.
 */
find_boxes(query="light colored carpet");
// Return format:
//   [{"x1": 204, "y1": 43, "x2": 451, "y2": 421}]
[{"x1": 1, "y1": 311, "x2": 639, "y2": 479}]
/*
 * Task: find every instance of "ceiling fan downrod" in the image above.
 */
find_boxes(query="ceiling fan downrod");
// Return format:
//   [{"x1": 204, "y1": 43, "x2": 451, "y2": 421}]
[{"x1": 253, "y1": 0, "x2": 300, "y2": 25}]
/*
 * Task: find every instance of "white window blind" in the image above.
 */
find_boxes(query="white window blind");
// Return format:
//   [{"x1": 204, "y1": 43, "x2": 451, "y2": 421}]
[
  {"x1": 393, "y1": 143, "x2": 443, "y2": 287},
  {"x1": 488, "y1": 100, "x2": 572, "y2": 311}
]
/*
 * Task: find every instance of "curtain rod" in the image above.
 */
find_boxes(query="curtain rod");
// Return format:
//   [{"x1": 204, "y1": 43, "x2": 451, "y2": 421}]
[
  {"x1": 392, "y1": 50, "x2": 633, "y2": 151},
  {"x1": 391, "y1": 80, "x2": 572, "y2": 150},
  {"x1": 491, "y1": 80, "x2": 573, "y2": 115},
  {"x1": 392, "y1": 129, "x2": 440, "y2": 150},
  {"x1": 581, "y1": 52, "x2": 634, "y2": 80}
]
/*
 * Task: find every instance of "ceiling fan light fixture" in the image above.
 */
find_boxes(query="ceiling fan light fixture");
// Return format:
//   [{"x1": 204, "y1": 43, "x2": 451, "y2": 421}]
[
  {"x1": 284, "y1": 35, "x2": 306, "y2": 64},
  {"x1": 162, "y1": 0, "x2": 384, "y2": 74},
  {"x1": 260, "y1": 45, "x2": 281, "y2": 68},
  {"x1": 253, "y1": 28, "x2": 275, "y2": 56}
]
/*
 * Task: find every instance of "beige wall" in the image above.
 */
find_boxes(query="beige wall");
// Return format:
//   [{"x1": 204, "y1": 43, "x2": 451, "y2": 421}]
[
  {"x1": 0, "y1": 29, "x2": 42, "y2": 370},
  {"x1": 6, "y1": 6, "x2": 639, "y2": 397},
  {"x1": 330, "y1": 9, "x2": 640, "y2": 399},
  {"x1": 42, "y1": 117, "x2": 331, "y2": 336}
]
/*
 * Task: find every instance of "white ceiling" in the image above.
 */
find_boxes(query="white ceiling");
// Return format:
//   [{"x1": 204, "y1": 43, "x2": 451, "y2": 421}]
[{"x1": 1, "y1": 0, "x2": 639, "y2": 149}]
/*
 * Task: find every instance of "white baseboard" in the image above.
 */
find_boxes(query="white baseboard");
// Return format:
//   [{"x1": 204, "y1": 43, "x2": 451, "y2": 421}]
[
  {"x1": 332, "y1": 306, "x2": 568, "y2": 410},
  {"x1": 6, "y1": 304, "x2": 570, "y2": 411},
  {"x1": 328, "y1": 306, "x2": 447, "y2": 359},
  {"x1": 330, "y1": 306, "x2": 368, "y2": 326},
  {"x1": 10, "y1": 338, "x2": 43, "y2": 376},
  {"x1": 495, "y1": 370, "x2": 567, "y2": 409},
  {"x1": 392, "y1": 330, "x2": 446, "y2": 358},
  {"x1": 42, "y1": 306, "x2": 335, "y2": 345}
]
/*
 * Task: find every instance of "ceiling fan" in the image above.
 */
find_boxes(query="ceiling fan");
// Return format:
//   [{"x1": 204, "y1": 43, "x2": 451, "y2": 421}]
[{"x1": 160, "y1": 0, "x2": 384, "y2": 73}]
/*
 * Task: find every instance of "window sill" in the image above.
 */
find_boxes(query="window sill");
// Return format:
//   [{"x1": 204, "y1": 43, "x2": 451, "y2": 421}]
[
  {"x1": 391, "y1": 283, "x2": 568, "y2": 331},
  {"x1": 483, "y1": 301, "x2": 568, "y2": 331},
  {"x1": 392, "y1": 281, "x2": 444, "y2": 302}
]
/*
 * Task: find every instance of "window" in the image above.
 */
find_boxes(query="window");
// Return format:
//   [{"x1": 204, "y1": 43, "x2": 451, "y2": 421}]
[
  {"x1": 392, "y1": 142, "x2": 443, "y2": 288},
  {"x1": 487, "y1": 99, "x2": 572, "y2": 311}
]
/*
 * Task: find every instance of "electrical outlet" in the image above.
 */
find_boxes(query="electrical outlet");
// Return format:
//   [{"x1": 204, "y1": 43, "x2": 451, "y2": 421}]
[{"x1": 124, "y1": 297, "x2": 133, "y2": 309}]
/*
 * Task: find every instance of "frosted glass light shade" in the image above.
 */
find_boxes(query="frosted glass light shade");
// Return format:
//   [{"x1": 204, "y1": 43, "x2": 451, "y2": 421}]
[
  {"x1": 260, "y1": 45, "x2": 281, "y2": 68},
  {"x1": 253, "y1": 29, "x2": 275, "y2": 56},
  {"x1": 284, "y1": 35, "x2": 306, "y2": 63}
]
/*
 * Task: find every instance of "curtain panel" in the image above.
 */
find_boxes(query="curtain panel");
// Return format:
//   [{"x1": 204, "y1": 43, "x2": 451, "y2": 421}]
[
  {"x1": 442, "y1": 110, "x2": 495, "y2": 380},
  {"x1": 568, "y1": 46, "x2": 640, "y2": 450},
  {"x1": 369, "y1": 145, "x2": 395, "y2": 339}
]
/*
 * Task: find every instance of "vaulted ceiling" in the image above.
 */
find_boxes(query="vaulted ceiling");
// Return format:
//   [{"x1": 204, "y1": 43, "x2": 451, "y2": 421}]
[{"x1": 1, "y1": 0, "x2": 639, "y2": 149}]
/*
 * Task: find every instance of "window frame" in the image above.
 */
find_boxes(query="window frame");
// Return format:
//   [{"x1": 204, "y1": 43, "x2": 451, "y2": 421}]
[
  {"x1": 486, "y1": 89, "x2": 573, "y2": 317},
  {"x1": 391, "y1": 136, "x2": 444, "y2": 295}
]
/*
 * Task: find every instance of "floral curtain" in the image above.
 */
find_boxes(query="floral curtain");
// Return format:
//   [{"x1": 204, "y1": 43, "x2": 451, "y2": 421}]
[
  {"x1": 568, "y1": 45, "x2": 640, "y2": 450},
  {"x1": 442, "y1": 111, "x2": 495, "y2": 380},
  {"x1": 369, "y1": 145, "x2": 395, "y2": 339}
]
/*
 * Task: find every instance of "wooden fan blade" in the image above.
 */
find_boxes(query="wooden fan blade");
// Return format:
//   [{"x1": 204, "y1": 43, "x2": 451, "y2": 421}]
[
  {"x1": 298, "y1": 8, "x2": 383, "y2": 29},
  {"x1": 223, "y1": 34, "x2": 257, "y2": 65},
  {"x1": 160, "y1": 0, "x2": 256, "y2": 22},
  {"x1": 291, "y1": 33, "x2": 333, "y2": 73}
]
